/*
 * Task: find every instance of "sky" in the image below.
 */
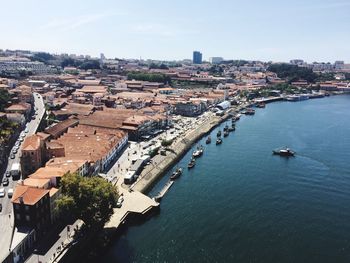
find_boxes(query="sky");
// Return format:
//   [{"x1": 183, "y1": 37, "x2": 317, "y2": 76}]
[{"x1": 0, "y1": 0, "x2": 350, "y2": 63}]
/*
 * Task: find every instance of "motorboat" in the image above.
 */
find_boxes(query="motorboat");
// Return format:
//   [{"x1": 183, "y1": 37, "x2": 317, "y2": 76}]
[
  {"x1": 192, "y1": 145, "x2": 204, "y2": 158},
  {"x1": 170, "y1": 167, "x2": 183, "y2": 180},
  {"x1": 273, "y1": 147, "x2": 295, "y2": 157},
  {"x1": 188, "y1": 158, "x2": 196, "y2": 169}
]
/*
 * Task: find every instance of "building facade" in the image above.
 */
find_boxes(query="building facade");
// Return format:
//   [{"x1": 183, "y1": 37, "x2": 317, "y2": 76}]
[{"x1": 193, "y1": 51, "x2": 202, "y2": 64}]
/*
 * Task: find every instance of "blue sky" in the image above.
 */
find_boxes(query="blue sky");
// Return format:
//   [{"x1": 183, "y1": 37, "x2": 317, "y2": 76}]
[{"x1": 1, "y1": 0, "x2": 349, "y2": 62}]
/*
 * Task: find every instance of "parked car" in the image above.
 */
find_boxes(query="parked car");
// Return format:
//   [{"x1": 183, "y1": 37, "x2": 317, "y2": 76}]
[
  {"x1": 116, "y1": 196, "x2": 124, "y2": 208},
  {"x1": 7, "y1": 188, "x2": 13, "y2": 198},
  {"x1": 0, "y1": 188, "x2": 5, "y2": 198},
  {"x1": 25, "y1": 128, "x2": 29, "y2": 133},
  {"x1": 10, "y1": 154, "x2": 15, "y2": 159},
  {"x1": 5, "y1": 171, "x2": 10, "y2": 178},
  {"x1": 0, "y1": 203, "x2": 2, "y2": 212},
  {"x1": 2, "y1": 179, "x2": 9, "y2": 186}
]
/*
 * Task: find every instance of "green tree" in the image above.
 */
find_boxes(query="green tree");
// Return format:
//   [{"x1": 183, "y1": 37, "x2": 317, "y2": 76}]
[
  {"x1": 56, "y1": 173, "x2": 119, "y2": 229},
  {"x1": 268, "y1": 63, "x2": 317, "y2": 83},
  {"x1": 79, "y1": 60, "x2": 101, "y2": 70},
  {"x1": 0, "y1": 89, "x2": 10, "y2": 111},
  {"x1": 31, "y1": 52, "x2": 54, "y2": 64}
]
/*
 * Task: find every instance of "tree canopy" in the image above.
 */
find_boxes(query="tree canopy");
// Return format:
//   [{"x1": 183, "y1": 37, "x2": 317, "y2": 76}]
[
  {"x1": 56, "y1": 173, "x2": 119, "y2": 229},
  {"x1": 268, "y1": 63, "x2": 317, "y2": 83},
  {"x1": 0, "y1": 89, "x2": 10, "y2": 111},
  {"x1": 31, "y1": 52, "x2": 55, "y2": 64},
  {"x1": 127, "y1": 72, "x2": 171, "y2": 83},
  {"x1": 149, "y1": 63, "x2": 169, "y2": 70}
]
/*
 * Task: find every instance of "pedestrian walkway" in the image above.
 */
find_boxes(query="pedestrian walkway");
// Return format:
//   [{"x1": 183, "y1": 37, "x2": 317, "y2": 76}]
[{"x1": 25, "y1": 220, "x2": 82, "y2": 263}]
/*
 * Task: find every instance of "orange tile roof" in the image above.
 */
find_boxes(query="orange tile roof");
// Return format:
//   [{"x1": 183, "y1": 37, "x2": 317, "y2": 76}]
[
  {"x1": 22, "y1": 134, "x2": 42, "y2": 151},
  {"x1": 29, "y1": 167, "x2": 67, "y2": 179},
  {"x1": 12, "y1": 185, "x2": 49, "y2": 205},
  {"x1": 21, "y1": 178, "x2": 50, "y2": 188}
]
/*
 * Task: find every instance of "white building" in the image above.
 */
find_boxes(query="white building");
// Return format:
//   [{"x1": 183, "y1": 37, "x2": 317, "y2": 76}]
[{"x1": 209, "y1": 57, "x2": 224, "y2": 64}]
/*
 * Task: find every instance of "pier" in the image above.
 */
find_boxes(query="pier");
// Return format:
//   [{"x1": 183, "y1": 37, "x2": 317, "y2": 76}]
[
  {"x1": 153, "y1": 180, "x2": 175, "y2": 202},
  {"x1": 105, "y1": 189, "x2": 159, "y2": 230}
]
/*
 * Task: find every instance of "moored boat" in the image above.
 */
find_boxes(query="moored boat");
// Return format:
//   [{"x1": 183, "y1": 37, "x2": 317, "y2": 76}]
[
  {"x1": 256, "y1": 102, "x2": 266, "y2": 108},
  {"x1": 272, "y1": 147, "x2": 295, "y2": 157},
  {"x1": 192, "y1": 145, "x2": 204, "y2": 158},
  {"x1": 245, "y1": 108, "x2": 255, "y2": 115},
  {"x1": 285, "y1": 94, "x2": 309, "y2": 102},
  {"x1": 228, "y1": 126, "x2": 235, "y2": 132},
  {"x1": 223, "y1": 130, "x2": 229, "y2": 137},
  {"x1": 217, "y1": 130, "x2": 222, "y2": 137},
  {"x1": 188, "y1": 158, "x2": 196, "y2": 169},
  {"x1": 216, "y1": 138, "x2": 222, "y2": 145},
  {"x1": 170, "y1": 167, "x2": 183, "y2": 180},
  {"x1": 206, "y1": 136, "x2": 211, "y2": 144}
]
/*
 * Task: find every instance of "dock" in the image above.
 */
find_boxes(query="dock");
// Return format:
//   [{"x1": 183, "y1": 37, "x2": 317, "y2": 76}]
[
  {"x1": 153, "y1": 180, "x2": 174, "y2": 202},
  {"x1": 105, "y1": 189, "x2": 159, "y2": 230}
]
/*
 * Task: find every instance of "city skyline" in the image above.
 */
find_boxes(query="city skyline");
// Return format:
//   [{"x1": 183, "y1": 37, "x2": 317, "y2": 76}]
[{"x1": 0, "y1": 0, "x2": 350, "y2": 63}]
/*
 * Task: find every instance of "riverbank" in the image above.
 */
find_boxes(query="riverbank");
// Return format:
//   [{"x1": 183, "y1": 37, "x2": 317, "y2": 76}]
[
  {"x1": 131, "y1": 112, "x2": 231, "y2": 193},
  {"x1": 101, "y1": 94, "x2": 350, "y2": 263}
]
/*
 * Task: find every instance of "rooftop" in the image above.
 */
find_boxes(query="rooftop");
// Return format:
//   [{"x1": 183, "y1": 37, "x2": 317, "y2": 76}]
[{"x1": 12, "y1": 185, "x2": 49, "y2": 205}]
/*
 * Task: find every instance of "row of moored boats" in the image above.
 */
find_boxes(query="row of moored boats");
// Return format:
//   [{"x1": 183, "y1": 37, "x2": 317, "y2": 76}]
[{"x1": 170, "y1": 114, "x2": 242, "y2": 180}]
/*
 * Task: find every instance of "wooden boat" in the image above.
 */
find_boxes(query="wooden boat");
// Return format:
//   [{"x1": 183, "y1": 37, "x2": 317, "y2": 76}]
[
  {"x1": 170, "y1": 168, "x2": 183, "y2": 180},
  {"x1": 245, "y1": 108, "x2": 255, "y2": 115},
  {"x1": 216, "y1": 138, "x2": 222, "y2": 145},
  {"x1": 223, "y1": 130, "x2": 229, "y2": 137},
  {"x1": 188, "y1": 158, "x2": 196, "y2": 169},
  {"x1": 206, "y1": 136, "x2": 211, "y2": 144},
  {"x1": 256, "y1": 102, "x2": 266, "y2": 108}
]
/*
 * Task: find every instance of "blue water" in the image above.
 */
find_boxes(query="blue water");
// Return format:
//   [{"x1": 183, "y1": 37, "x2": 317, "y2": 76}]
[{"x1": 102, "y1": 95, "x2": 350, "y2": 263}]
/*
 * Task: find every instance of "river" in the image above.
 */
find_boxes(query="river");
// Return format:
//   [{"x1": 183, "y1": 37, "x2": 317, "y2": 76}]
[{"x1": 102, "y1": 95, "x2": 350, "y2": 263}]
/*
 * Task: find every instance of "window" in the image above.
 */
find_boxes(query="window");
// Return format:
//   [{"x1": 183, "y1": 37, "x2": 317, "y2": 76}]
[
  {"x1": 25, "y1": 206, "x2": 29, "y2": 211},
  {"x1": 16, "y1": 214, "x2": 20, "y2": 220},
  {"x1": 25, "y1": 215, "x2": 30, "y2": 221}
]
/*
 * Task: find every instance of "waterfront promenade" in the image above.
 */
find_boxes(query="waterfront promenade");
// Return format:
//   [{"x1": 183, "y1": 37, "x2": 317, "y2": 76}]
[
  {"x1": 103, "y1": 112, "x2": 228, "y2": 231},
  {"x1": 132, "y1": 113, "x2": 225, "y2": 193}
]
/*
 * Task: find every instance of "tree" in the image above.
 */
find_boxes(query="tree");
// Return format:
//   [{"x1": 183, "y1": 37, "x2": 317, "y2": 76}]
[
  {"x1": 0, "y1": 89, "x2": 10, "y2": 111},
  {"x1": 127, "y1": 72, "x2": 171, "y2": 83},
  {"x1": 268, "y1": 63, "x2": 317, "y2": 83},
  {"x1": 79, "y1": 60, "x2": 101, "y2": 70},
  {"x1": 56, "y1": 173, "x2": 119, "y2": 229},
  {"x1": 31, "y1": 52, "x2": 54, "y2": 64}
]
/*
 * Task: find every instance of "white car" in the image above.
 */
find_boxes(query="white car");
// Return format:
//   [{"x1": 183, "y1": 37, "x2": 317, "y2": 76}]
[
  {"x1": 25, "y1": 128, "x2": 29, "y2": 133},
  {"x1": 116, "y1": 196, "x2": 124, "y2": 208},
  {"x1": 7, "y1": 188, "x2": 13, "y2": 198},
  {"x1": 0, "y1": 188, "x2": 5, "y2": 198}
]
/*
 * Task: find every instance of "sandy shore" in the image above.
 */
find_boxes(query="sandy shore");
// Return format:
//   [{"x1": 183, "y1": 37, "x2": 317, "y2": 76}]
[{"x1": 132, "y1": 113, "x2": 231, "y2": 193}]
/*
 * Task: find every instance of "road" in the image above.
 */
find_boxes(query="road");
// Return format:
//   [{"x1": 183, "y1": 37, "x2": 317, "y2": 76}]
[
  {"x1": 0, "y1": 92, "x2": 45, "y2": 262},
  {"x1": 104, "y1": 111, "x2": 214, "y2": 188}
]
